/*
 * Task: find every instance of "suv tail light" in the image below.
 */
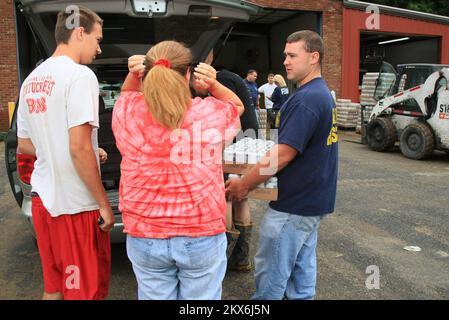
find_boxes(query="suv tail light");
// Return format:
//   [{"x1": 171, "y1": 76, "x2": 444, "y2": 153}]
[{"x1": 17, "y1": 153, "x2": 36, "y2": 185}]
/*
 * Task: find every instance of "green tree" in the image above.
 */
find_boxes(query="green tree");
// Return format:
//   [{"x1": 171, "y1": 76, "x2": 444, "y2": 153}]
[{"x1": 368, "y1": 0, "x2": 449, "y2": 17}]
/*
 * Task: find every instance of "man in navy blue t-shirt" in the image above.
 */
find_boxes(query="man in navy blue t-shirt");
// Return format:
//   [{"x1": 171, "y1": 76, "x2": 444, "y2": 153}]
[
  {"x1": 226, "y1": 30, "x2": 338, "y2": 300},
  {"x1": 243, "y1": 69, "x2": 259, "y2": 109}
]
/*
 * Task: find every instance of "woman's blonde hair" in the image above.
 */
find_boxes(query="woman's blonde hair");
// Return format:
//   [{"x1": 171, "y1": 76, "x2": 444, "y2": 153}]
[
  {"x1": 273, "y1": 74, "x2": 287, "y2": 87},
  {"x1": 143, "y1": 41, "x2": 192, "y2": 130}
]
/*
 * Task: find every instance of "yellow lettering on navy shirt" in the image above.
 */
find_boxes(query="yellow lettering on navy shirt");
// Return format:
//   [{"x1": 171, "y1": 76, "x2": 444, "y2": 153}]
[{"x1": 327, "y1": 108, "x2": 338, "y2": 146}]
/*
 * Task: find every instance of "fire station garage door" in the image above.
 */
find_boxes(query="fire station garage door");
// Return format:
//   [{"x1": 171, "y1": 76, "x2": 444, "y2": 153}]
[{"x1": 360, "y1": 32, "x2": 441, "y2": 76}]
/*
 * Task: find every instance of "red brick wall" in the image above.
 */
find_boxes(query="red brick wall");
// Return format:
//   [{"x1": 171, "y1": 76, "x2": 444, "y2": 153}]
[
  {"x1": 0, "y1": 0, "x2": 18, "y2": 131},
  {"x1": 248, "y1": 0, "x2": 343, "y2": 98}
]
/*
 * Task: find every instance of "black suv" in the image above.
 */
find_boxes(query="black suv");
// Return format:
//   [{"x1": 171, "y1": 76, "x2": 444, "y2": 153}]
[{"x1": 5, "y1": 0, "x2": 258, "y2": 242}]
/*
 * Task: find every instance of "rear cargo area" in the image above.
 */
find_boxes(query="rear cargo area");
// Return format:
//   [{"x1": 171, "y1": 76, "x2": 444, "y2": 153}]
[{"x1": 98, "y1": 93, "x2": 122, "y2": 191}]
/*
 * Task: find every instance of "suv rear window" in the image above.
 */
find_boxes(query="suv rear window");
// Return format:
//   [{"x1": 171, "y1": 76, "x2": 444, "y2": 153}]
[{"x1": 39, "y1": 13, "x2": 231, "y2": 58}]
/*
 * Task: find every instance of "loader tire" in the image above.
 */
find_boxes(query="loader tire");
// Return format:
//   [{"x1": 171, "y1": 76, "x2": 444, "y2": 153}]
[
  {"x1": 366, "y1": 117, "x2": 397, "y2": 152},
  {"x1": 399, "y1": 122, "x2": 435, "y2": 160}
]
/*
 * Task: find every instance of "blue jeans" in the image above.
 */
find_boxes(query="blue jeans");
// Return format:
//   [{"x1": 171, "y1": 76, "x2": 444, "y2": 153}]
[
  {"x1": 252, "y1": 207, "x2": 324, "y2": 300},
  {"x1": 126, "y1": 233, "x2": 227, "y2": 300}
]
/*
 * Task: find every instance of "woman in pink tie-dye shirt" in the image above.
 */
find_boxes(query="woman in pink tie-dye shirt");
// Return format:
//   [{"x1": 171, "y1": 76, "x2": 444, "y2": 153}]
[{"x1": 112, "y1": 41, "x2": 243, "y2": 300}]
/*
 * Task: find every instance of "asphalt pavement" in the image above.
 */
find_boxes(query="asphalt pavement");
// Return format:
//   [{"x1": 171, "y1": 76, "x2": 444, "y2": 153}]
[{"x1": 1, "y1": 131, "x2": 448, "y2": 299}]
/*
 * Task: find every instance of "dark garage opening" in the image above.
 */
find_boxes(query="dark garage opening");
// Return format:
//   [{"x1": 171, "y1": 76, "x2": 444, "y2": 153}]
[
  {"x1": 359, "y1": 32, "x2": 441, "y2": 81},
  {"x1": 213, "y1": 9, "x2": 321, "y2": 88}
]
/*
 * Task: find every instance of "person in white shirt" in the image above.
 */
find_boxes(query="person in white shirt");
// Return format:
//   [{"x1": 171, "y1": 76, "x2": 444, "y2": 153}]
[
  {"x1": 258, "y1": 73, "x2": 276, "y2": 109},
  {"x1": 17, "y1": 6, "x2": 113, "y2": 300}
]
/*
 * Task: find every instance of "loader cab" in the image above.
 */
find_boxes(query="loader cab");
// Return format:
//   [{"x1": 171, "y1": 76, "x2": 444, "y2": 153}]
[
  {"x1": 394, "y1": 64, "x2": 449, "y2": 93},
  {"x1": 373, "y1": 62, "x2": 449, "y2": 114},
  {"x1": 374, "y1": 62, "x2": 449, "y2": 100},
  {"x1": 373, "y1": 61, "x2": 397, "y2": 101}
]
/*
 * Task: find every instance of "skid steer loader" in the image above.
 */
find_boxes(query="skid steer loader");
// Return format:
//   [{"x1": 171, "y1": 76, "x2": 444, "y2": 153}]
[{"x1": 364, "y1": 62, "x2": 449, "y2": 160}]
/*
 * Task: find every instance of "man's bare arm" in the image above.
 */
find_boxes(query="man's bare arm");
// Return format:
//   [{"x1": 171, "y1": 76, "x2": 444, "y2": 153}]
[
  {"x1": 242, "y1": 144, "x2": 298, "y2": 190},
  {"x1": 69, "y1": 124, "x2": 114, "y2": 231},
  {"x1": 18, "y1": 138, "x2": 36, "y2": 156}
]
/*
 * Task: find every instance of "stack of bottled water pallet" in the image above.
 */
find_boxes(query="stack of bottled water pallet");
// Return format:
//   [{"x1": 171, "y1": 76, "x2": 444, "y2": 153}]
[
  {"x1": 257, "y1": 109, "x2": 269, "y2": 139},
  {"x1": 224, "y1": 138, "x2": 275, "y2": 165},
  {"x1": 357, "y1": 72, "x2": 396, "y2": 132},
  {"x1": 223, "y1": 138, "x2": 278, "y2": 200},
  {"x1": 360, "y1": 73, "x2": 379, "y2": 106},
  {"x1": 336, "y1": 99, "x2": 360, "y2": 129}
]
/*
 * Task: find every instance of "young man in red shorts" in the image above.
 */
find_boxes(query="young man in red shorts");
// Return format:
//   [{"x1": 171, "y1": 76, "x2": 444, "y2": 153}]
[{"x1": 16, "y1": 5, "x2": 114, "y2": 300}]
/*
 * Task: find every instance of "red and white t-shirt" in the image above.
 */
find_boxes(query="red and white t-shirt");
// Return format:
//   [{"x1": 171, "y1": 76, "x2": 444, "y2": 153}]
[
  {"x1": 112, "y1": 92, "x2": 240, "y2": 238},
  {"x1": 17, "y1": 56, "x2": 101, "y2": 216}
]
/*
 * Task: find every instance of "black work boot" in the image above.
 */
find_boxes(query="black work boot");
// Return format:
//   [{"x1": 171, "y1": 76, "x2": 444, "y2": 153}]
[
  {"x1": 228, "y1": 222, "x2": 253, "y2": 272},
  {"x1": 226, "y1": 228, "x2": 240, "y2": 259}
]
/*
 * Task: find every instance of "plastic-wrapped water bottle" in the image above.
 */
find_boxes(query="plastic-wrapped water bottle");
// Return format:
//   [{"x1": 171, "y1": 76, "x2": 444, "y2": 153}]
[
  {"x1": 224, "y1": 146, "x2": 234, "y2": 163},
  {"x1": 235, "y1": 148, "x2": 246, "y2": 164},
  {"x1": 265, "y1": 177, "x2": 278, "y2": 189}
]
